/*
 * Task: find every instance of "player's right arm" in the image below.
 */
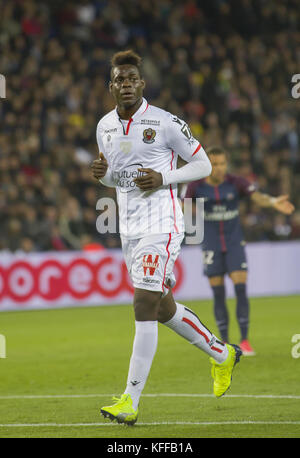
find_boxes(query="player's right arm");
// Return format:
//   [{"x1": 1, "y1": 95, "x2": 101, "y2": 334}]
[
  {"x1": 228, "y1": 175, "x2": 294, "y2": 215},
  {"x1": 250, "y1": 191, "x2": 295, "y2": 215},
  {"x1": 92, "y1": 123, "x2": 116, "y2": 187}
]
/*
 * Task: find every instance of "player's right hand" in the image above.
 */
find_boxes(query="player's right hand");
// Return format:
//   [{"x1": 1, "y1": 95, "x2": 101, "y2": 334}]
[{"x1": 91, "y1": 152, "x2": 108, "y2": 180}]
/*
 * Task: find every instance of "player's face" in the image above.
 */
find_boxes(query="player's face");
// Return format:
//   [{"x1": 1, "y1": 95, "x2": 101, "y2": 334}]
[
  {"x1": 209, "y1": 153, "x2": 228, "y2": 182},
  {"x1": 109, "y1": 65, "x2": 145, "y2": 110}
]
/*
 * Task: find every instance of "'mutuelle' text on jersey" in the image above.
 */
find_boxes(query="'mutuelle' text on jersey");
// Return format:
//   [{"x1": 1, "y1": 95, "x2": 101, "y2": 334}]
[{"x1": 96, "y1": 98, "x2": 205, "y2": 239}]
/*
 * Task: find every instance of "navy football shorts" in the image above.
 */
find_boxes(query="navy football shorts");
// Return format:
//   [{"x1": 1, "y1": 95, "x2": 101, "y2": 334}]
[{"x1": 202, "y1": 241, "x2": 247, "y2": 277}]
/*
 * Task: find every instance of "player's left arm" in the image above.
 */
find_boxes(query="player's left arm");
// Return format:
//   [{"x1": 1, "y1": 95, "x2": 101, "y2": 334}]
[
  {"x1": 250, "y1": 191, "x2": 295, "y2": 215},
  {"x1": 161, "y1": 115, "x2": 212, "y2": 186}
]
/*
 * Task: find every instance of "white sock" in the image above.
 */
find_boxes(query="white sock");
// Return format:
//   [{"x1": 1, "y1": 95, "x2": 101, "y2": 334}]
[
  {"x1": 163, "y1": 302, "x2": 228, "y2": 363},
  {"x1": 124, "y1": 320, "x2": 158, "y2": 410}
]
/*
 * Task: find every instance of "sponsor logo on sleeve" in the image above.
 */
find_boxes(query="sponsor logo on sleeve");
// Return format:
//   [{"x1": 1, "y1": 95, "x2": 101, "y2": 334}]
[
  {"x1": 171, "y1": 116, "x2": 182, "y2": 125},
  {"x1": 248, "y1": 184, "x2": 256, "y2": 192},
  {"x1": 172, "y1": 117, "x2": 195, "y2": 146}
]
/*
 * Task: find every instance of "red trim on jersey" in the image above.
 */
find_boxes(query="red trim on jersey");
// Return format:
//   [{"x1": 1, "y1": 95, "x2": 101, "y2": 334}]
[
  {"x1": 141, "y1": 103, "x2": 149, "y2": 115},
  {"x1": 162, "y1": 233, "x2": 172, "y2": 293},
  {"x1": 125, "y1": 118, "x2": 133, "y2": 135},
  {"x1": 182, "y1": 318, "x2": 223, "y2": 353},
  {"x1": 192, "y1": 143, "x2": 201, "y2": 156},
  {"x1": 170, "y1": 150, "x2": 179, "y2": 233},
  {"x1": 214, "y1": 185, "x2": 227, "y2": 252},
  {"x1": 169, "y1": 185, "x2": 179, "y2": 233}
]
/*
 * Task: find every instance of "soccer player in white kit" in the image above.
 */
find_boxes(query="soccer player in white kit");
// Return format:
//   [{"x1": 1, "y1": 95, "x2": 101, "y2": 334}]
[{"x1": 91, "y1": 50, "x2": 242, "y2": 425}]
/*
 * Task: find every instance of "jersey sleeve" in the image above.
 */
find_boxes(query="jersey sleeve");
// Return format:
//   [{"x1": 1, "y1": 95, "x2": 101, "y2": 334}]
[
  {"x1": 96, "y1": 122, "x2": 116, "y2": 188},
  {"x1": 161, "y1": 113, "x2": 211, "y2": 186},
  {"x1": 165, "y1": 113, "x2": 203, "y2": 161},
  {"x1": 231, "y1": 175, "x2": 257, "y2": 197},
  {"x1": 96, "y1": 122, "x2": 107, "y2": 156}
]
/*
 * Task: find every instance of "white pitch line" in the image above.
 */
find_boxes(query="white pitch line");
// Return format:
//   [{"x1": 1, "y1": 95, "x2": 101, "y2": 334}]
[
  {"x1": 0, "y1": 421, "x2": 300, "y2": 428},
  {"x1": 0, "y1": 393, "x2": 299, "y2": 400}
]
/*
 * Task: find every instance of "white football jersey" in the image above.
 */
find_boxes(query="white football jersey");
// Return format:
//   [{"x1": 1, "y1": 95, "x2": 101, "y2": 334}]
[{"x1": 96, "y1": 98, "x2": 203, "y2": 239}]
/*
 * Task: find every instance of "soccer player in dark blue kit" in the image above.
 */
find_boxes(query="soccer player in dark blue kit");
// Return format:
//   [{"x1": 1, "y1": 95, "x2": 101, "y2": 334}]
[{"x1": 185, "y1": 146, "x2": 295, "y2": 355}]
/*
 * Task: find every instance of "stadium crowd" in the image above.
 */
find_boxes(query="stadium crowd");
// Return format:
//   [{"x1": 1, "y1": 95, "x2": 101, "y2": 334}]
[{"x1": 0, "y1": 0, "x2": 299, "y2": 252}]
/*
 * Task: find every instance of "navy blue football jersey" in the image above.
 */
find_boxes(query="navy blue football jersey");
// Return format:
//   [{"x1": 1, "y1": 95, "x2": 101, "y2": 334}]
[{"x1": 185, "y1": 174, "x2": 256, "y2": 252}]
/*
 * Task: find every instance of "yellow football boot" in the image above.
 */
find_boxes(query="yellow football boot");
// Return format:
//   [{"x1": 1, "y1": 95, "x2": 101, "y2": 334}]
[
  {"x1": 210, "y1": 344, "x2": 242, "y2": 397},
  {"x1": 100, "y1": 394, "x2": 138, "y2": 425}
]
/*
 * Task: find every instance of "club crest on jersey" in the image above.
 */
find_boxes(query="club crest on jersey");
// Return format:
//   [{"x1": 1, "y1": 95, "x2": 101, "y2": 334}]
[
  {"x1": 143, "y1": 128, "x2": 156, "y2": 144},
  {"x1": 142, "y1": 254, "x2": 159, "y2": 276}
]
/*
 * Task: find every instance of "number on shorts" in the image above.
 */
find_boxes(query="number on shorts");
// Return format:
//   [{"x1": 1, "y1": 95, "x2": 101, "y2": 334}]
[{"x1": 203, "y1": 250, "x2": 214, "y2": 265}]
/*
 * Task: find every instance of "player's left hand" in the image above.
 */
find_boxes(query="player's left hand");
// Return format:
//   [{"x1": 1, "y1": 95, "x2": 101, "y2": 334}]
[
  {"x1": 273, "y1": 195, "x2": 295, "y2": 215},
  {"x1": 133, "y1": 168, "x2": 163, "y2": 190}
]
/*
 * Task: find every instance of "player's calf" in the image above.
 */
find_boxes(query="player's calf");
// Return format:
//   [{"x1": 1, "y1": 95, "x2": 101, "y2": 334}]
[{"x1": 162, "y1": 300, "x2": 228, "y2": 362}]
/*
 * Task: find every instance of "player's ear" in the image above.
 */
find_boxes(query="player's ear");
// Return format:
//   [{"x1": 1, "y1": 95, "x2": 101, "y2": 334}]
[
  {"x1": 141, "y1": 79, "x2": 146, "y2": 90},
  {"x1": 109, "y1": 81, "x2": 113, "y2": 93}
]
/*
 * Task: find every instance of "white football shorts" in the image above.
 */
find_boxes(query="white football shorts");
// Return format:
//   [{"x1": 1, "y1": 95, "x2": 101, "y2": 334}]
[{"x1": 121, "y1": 232, "x2": 184, "y2": 297}]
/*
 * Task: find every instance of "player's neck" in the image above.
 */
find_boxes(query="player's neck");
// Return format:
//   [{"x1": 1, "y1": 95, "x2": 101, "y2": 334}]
[
  {"x1": 117, "y1": 98, "x2": 143, "y2": 120},
  {"x1": 206, "y1": 176, "x2": 225, "y2": 186}
]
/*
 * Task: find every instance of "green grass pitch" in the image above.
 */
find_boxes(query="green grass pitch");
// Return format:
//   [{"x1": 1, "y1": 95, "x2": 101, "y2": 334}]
[{"x1": 0, "y1": 295, "x2": 299, "y2": 438}]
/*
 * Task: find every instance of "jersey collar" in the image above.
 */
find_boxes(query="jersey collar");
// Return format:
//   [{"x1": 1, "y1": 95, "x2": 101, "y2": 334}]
[{"x1": 115, "y1": 97, "x2": 149, "y2": 122}]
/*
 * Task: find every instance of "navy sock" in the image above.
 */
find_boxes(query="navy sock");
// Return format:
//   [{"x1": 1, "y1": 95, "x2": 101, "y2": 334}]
[
  {"x1": 211, "y1": 285, "x2": 228, "y2": 342},
  {"x1": 234, "y1": 283, "x2": 249, "y2": 341}
]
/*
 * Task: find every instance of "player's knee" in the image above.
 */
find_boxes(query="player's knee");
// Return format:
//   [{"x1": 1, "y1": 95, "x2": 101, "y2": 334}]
[
  {"x1": 133, "y1": 289, "x2": 161, "y2": 321},
  {"x1": 157, "y1": 303, "x2": 170, "y2": 323},
  {"x1": 209, "y1": 276, "x2": 224, "y2": 287},
  {"x1": 230, "y1": 270, "x2": 247, "y2": 284},
  {"x1": 157, "y1": 289, "x2": 176, "y2": 323}
]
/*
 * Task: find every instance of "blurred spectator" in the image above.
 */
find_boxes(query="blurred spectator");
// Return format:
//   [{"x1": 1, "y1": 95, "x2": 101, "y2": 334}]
[
  {"x1": 291, "y1": 212, "x2": 300, "y2": 239},
  {"x1": 0, "y1": 0, "x2": 299, "y2": 253}
]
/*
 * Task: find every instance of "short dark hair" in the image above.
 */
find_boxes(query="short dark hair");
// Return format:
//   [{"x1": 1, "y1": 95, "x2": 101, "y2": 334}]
[
  {"x1": 110, "y1": 50, "x2": 142, "y2": 79},
  {"x1": 206, "y1": 146, "x2": 228, "y2": 157}
]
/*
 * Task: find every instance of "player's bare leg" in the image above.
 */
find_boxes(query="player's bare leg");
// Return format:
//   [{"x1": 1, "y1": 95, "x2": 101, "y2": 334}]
[
  {"x1": 133, "y1": 288, "x2": 161, "y2": 321},
  {"x1": 229, "y1": 270, "x2": 255, "y2": 355},
  {"x1": 209, "y1": 276, "x2": 224, "y2": 287},
  {"x1": 157, "y1": 287, "x2": 176, "y2": 323},
  {"x1": 209, "y1": 275, "x2": 229, "y2": 342},
  {"x1": 229, "y1": 270, "x2": 247, "y2": 284}
]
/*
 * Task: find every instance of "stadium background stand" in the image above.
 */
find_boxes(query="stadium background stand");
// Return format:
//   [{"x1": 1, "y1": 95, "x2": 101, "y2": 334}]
[{"x1": 0, "y1": 0, "x2": 299, "y2": 253}]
